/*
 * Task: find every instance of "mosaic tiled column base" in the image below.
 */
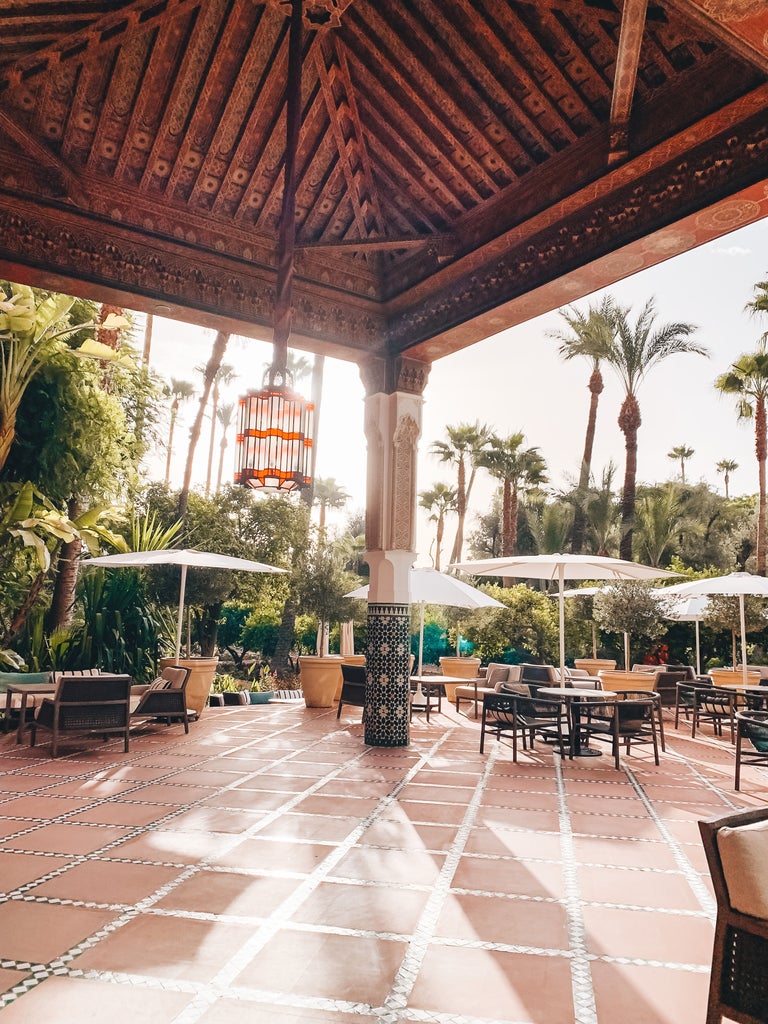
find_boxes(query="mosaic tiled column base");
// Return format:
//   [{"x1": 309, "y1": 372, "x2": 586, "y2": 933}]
[{"x1": 364, "y1": 602, "x2": 411, "y2": 747}]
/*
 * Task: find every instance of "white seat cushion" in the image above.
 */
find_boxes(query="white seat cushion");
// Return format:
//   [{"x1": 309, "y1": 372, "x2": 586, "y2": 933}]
[{"x1": 718, "y1": 818, "x2": 768, "y2": 919}]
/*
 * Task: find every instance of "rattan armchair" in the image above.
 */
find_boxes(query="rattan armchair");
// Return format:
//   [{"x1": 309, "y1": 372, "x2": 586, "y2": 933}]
[
  {"x1": 699, "y1": 807, "x2": 768, "y2": 1024},
  {"x1": 29, "y1": 673, "x2": 132, "y2": 758}
]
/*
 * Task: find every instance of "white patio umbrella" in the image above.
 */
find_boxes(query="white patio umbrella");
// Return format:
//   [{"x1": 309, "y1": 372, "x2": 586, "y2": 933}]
[
  {"x1": 662, "y1": 573, "x2": 768, "y2": 686},
  {"x1": 659, "y1": 594, "x2": 710, "y2": 675},
  {"x1": 345, "y1": 566, "x2": 503, "y2": 677},
  {"x1": 450, "y1": 554, "x2": 678, "y2": 681},
  {"x1": 84, "y1": 549, "x2": 286, "y2": 662}
]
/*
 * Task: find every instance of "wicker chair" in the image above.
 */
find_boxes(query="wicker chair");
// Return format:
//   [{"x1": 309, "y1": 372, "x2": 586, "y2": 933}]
[
  {"x1": 337, "y1": 663, "x2": 366, "y2": 721},
  {"x1": 699, "y1": 807, "x2": 768, "y2": 1024},
  {"x1": 130, "y1": 665, "x2": 192, "y2": 733},
  {"x1": 693, "y1": 686, "x2": 743, "y2": 743},
  {"x1": 29, "y1": 673, "x2": 132, "y2": 758},
  {"x1": 734, "y1": 711, "x2": 768, "y2": 791},
  {"x1": 579, "y1": 690, "x2": 662, "y2": 769},
  {"x1": 480, "y1": 690, "x2": 567, "y2": 759}
]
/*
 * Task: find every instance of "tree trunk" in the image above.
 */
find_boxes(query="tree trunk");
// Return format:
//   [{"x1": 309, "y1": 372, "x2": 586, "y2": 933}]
[
  {"x1": 572, "y1": 368, "x2": 603, "y2": 553},
  {"x1": 217, "y1": 432, "x2": 228, "y2": 492},
  {"x1": 435, "y1": 512, "x2": 444, "y2": 571},
  {"x1": 48, "y1": 498, "x2": 82, "y2": 631},
  {"x1": 449, "y1": 456, "x2": 466, "y2": 565},
  {"x1": 724, "y1": 471, "x2": 730, "y2": 500},
  {"x1": 205, "y1": 382, "x2": 219, "y2": 495},
  {"x1": 618, "y1": 394, "x2": 641, "y2": 562},
  {"x1": 756, "y1": 399, "x2": 766, "y2": 575},
  {"x1": 165, "y1": 404, "x2": 178, "y2": 485},
  {"x1": 178, "y1": 331, "x2": 229, "y2": 520},
  {"x1": 272, "y1": 600, "x2": 298, "y2": 676},
  {"x1": 0, "y1": 415, "x2": 17, "y2": 474}
]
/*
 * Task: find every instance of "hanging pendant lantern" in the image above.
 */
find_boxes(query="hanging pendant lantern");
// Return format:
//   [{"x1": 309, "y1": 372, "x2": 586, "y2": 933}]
[{"x1": 235, "y1": 368, "x2": 314, "y2": 492}]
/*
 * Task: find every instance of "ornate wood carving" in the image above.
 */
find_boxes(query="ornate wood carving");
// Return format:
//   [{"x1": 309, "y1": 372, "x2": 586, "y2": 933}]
[{"x1": 0, "y1": 1, "x2": 765, "y2": 367}]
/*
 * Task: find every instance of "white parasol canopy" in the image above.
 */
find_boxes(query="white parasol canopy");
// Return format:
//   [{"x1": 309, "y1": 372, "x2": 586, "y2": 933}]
[
  {"x1": 662, "y1": 573, "x2": 768, "y2": 685},
  {"x1": 84, "y1": 548, "x2": 286, "y2": 662},
  {"x1": 345, "y1": 566, "x2": 503, "y2": 675},
  {"x1": 450, "y1": 554, "x2": 678, "y2": 680}
]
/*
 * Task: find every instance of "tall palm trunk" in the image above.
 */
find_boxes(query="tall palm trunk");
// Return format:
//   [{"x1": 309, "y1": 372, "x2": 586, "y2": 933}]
[
  {"x1": 501, "y1": 478, "x2": 513, "y2": 556},
  {"x1": 48, "y1": 499, "x2": 81, "y2": 630},
  {"x1": 434, "y1": 512, "x2": 445, "y2": 571},
  {"x1": 618, "y1": 393, "x2": 641, "y2": 561},
  {"x1": 756, "y1": 399, "x2": 766, "y2": 575},
  {"x1": 165, "y1": 402, "x2": 179, "y2": 484},
  {"x1": 205, "y1": 381, "x2": 220, "y2": 495},
  {"x1": 572, "y1": 367, "x2": 603, "y2": 552},
  {"x1": 178, "y1": 331, "x2": 229, "y2": 520},
  {"x1": 449, "y1": 457, "x2": 467, "y2": 565}
]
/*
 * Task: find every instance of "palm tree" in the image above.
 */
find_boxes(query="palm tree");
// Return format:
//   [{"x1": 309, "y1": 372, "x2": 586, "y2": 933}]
[
  {"x1": 165, "y1": 378, "x2": 196, "y2": 485},
  {"x1": 668, "y1": 444, "x2": 694, "y2": 485},
  {"x1": 634, "y1": 486, "x2": 686, "y2": 567},
  {"x1": 716, "y1": 351, "x2": 768, "y2": 574},
  {"x1": 548, "y1": 296, "x2": 615, "y2": 552},
  {"x1": 215, "y1": 402, "x2": 236, "y2": 492},
  {"x1": 313, "y1": 476, "x2": 350, "y2": 532},
  {"x1": 716, "y1": 458, "x2": 738, "y2": 500},
  {"x1": 419, "y1": 482, "x2": 458, "y2": 570},
  {"x1": 203, "y1": 362, "x2": 236, "y2": 495},
  {"x1": 178, "y1": 330, "x2": 230, "y2": 520},
  {"x1": 584, "y1": 463, "x2": 619, "y2": 556},
  {"x1": 745, "y1": 278, "x2": 768, "y2": 348},
  {"x1": 478, "y1": 432, "x2": 547, "y2": 558},
  {"x1": 605, "y1": 298, "x2": 705, "y2": 560},
  {"x1": 432, "y1": 421, "x2": 491, "y2": 565}
]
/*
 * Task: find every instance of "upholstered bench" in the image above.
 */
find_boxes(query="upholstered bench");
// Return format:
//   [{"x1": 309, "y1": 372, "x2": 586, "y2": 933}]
[{"x1": 455, "y1": 664, "x2": 522, "y2": 718}]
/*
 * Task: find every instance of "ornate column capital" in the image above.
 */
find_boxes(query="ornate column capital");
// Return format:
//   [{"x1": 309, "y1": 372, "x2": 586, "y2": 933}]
[{"x1": 359, "y1": 355, "x2": 431, "y2": 397}]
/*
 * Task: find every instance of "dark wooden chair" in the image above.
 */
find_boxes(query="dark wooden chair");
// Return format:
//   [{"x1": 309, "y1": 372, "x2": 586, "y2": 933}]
[
  {"x1": 130, "y1": 665, "x2": 192, "y2": 733},
  {"x1": 336, "y1": 663, "x2": 366, "y2": 721},
  {"x1": 579, "y1": 690, "x2": 661, "y2": 769},
  {"x1": 734, "y1": 711, "x2": 768, "y2": 791},
  {"x1": 29, "y1": 673, "x2": 132, "y2": 757},
  {"x1": 480, "y1": 690, "x2": 567, "y2": 759},
  {"x1": 699, "y1": 807, "x2": 768, "y2": 1024},
  {"x1": 693, "y1": 685, "x2": 742, "y2": 743}
]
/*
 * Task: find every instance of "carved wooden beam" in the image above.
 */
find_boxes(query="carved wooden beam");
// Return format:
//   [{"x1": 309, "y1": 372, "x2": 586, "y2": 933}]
[
  {"x1": 662, "y1": 0, "x2": 768, "y2": 76},
  {"x1": 609, "y1": 0, "x2": 649, "y2": 167},
  {"x1": 0, "y1": 0, "x2": 200, "y2": 93},
  {"x1": 0, "y1": 110, "x2": 88, "y2": 206}
]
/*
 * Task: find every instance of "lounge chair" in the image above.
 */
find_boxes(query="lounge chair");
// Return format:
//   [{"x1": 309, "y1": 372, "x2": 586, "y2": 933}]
[
  {"x1": 130, "y1": 665, "x2": 192, "y2": 733},
  {"x1": 29, "y1": 673, "x2": 132, "y2": 757}
]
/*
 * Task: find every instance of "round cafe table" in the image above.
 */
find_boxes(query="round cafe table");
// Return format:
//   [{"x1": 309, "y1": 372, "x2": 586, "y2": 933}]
[{"x1": 538, "y1": 686, "x2": 616, "y2": 757}]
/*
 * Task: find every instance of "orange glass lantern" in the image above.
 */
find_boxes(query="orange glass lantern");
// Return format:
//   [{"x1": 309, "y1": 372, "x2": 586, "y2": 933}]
[{"x1": 235, "y1": 370, "x2": 314, "y2": 492}]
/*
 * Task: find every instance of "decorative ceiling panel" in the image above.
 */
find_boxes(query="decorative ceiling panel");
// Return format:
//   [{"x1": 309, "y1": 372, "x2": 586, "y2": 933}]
[{"x1": 0, "y1": 0, "x2": 765, "y2": 364}]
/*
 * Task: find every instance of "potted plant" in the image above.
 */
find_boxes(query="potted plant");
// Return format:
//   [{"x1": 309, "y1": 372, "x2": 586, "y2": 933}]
[{"x1": 295, "y1": 535, "x2": 358, "y2": 707}]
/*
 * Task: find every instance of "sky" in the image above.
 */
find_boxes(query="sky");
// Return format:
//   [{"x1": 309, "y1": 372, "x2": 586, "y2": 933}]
[{"x1": 141, "y1": 216, "x2": 768, "y2": 564}]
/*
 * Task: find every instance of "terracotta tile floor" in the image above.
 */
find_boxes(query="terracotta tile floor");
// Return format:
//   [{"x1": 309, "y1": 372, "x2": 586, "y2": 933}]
[{"x1": 1, "y1": 699, "x2": 766, "y2": 1024}]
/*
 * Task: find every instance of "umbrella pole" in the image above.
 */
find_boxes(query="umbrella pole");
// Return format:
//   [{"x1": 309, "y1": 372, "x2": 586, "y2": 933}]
[
  {"x1": 695, "y1": 619, "x2": 701, "y2": 676},
  {"x1": 415, "y1": 602, "x2": 426, "y2": 701},
  {"x1": 175, "y1": 564, "x2": 188, "y2": 664},
  {"x1": 592, "y1": 622, "x2": 597, "y2": 660},
  {"x1": 558, "y1": 567, "x2": 565, "y2": 681},
  {"x1": 624, "y1": 631, "x2": 630, "y2": 672},
  {"x1": 740, "y1": 594, "x2": 748, "y2": 687}
]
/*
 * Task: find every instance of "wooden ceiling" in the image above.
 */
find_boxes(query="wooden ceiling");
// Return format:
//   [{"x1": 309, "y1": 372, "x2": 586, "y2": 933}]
[{"x1": 0, "y1": 0, "x2": 767, "y2": 375}]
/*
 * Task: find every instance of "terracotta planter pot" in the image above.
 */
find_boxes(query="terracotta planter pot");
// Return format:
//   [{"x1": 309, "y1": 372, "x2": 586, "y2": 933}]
[
  {"x1": 160, "y1": 656, "x2": 218, "y2": 717},
  {"x1": 574, "y1": 658, "x2": 617, "y2": 677},
  {"x1": 439, "y1": 656, "x2": 481, "y2": 702},
  {"x1": 298, "y1": 655, "x2": 344, "y2": 708}
]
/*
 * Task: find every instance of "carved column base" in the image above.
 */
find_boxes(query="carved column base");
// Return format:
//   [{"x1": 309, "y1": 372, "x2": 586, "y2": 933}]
[{"x1": 364, "y1": 602, "x2": 411, "y2": 747}]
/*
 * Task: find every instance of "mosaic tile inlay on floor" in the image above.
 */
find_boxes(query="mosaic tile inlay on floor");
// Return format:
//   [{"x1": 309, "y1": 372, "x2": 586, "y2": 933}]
[{"x1": 0, "y1": 698, "x2": 765, "y2": 1023}]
